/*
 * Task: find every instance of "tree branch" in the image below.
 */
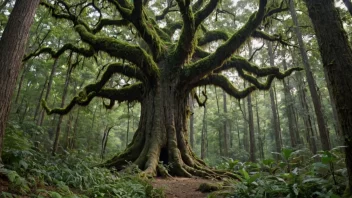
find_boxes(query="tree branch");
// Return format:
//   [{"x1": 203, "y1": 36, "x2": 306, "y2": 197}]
[
  {"x1": 23, "y1": 43, "x2": 95, "y2": 61},
  {"x1": 182, "y1": 0, "x2": 268, "y2": 84},
  {"x1": 75, "y1": 25, "x2": 159, "y2": 80},
  {"x1": 194, "y1": 0, "x2": 219, "y2": 28},
  {"x1": 191, "y1": 74, "x2": 256, "y2": 99},
  {"x1": 171, "y1": 0, "x2": 196, "y2": 65},
  {"x1": 215, "y1": 56, "x2": 303, "y2": 77},
  {"x1": 42, "y1": 83, "x2": 144, "y2": 115}
]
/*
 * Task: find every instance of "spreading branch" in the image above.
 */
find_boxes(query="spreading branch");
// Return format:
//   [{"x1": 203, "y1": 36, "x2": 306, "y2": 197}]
[
  {"x1": 192, "y1": 74, "x2": 257, "y2": 99},
  {"x1": 182, "y1": 0, "x2": 268, "y2": 84},
  {"x1": 23, "y1": 43, "x2": 95, "y2": 61},
  {"x1": 42, "y1": 83, "x2": 144, "y2": 115},
  {"x1": 75, "y1": 25, "x2": 159, "y2": 80}
]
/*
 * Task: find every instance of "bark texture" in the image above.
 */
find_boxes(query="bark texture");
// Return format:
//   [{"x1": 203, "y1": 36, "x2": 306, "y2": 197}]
[
  {"x1": 304, "y1": 0, "x2": 352, "y2": 192},
  {"x1": 0, "y1": 0, "x2": 40, "y2": 161},
  {"x1": 289, "y1": 0, "x2": 331, "y2": 151}
]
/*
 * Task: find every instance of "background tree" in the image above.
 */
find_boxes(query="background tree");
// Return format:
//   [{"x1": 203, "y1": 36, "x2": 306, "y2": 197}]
[
  {"x1": 304, "y1": 0, "x2": 352, "y2": 193},
  {"x1": 0, "y1": 0, "x2": 40, "y2": 162}
]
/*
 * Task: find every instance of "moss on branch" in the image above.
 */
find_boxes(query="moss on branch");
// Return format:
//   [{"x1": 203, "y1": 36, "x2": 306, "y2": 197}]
[
  {"x1": 42, "y1": 83, "x2": 143, "y2": 116},
  {"x1": 23, "y1": 43, "x2": 94, "y2": 61},
  {"x1": 198, "y1": 30, "x2": 229, "y2": 46},
  {"x1": 182, "y1": 0, "x2": 268, "y2": 83},
  {"x1": 252, "y1": 30, "x2": 292, "y2": 46},
  {"x1": 194, "y1": 0, "x2": 219, "y2": 28},
  {"x1": 192, "y1": 74, "x2": 257, "y2": 99},
  {"x1": 217, "y1": 56, "x2": 303, "y2": 77},
  {"x1": 75, "y1": 25, "x2": 159, "y2": 79},
  {"x1": 92, "y1": 19, "x2": 130, "y2": 34}
]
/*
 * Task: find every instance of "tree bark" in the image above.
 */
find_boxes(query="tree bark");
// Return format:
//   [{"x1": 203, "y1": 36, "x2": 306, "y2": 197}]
[
  {"x1": 201, "y1": 105, "x2": 207, "y2": 160},
  {"x1": 247, "y1": 93, "x2": 256, "y2": 162},
  {"x1": 38, "y1": 58, "x2": 59, "y2": 126},
  {"x1": 189, "y1": 96, "x2": 195, "y2": 149},
  {"x1": 34, "y1": 77, "x2": 48, "y2": 121},
  {"x1": 0, "y1": 0, "x2": 40, "y2": 161},
  {"x1": 282, "y1": 49, "x2": 297, "y2": 147},
  {"x1": 289, "y1": 0, "x2": 331, "y2": 151},
  {"x1": 304, "y1": 0, "x2": 352, "y2": 192},
  {"x1": 222, "y1": 90, "x2": 229, "y2": 157},
  {"x1": 267, "y1": 42, "x2": 282, "y2": 156},
  {"x1": 52, "y1": 66, "x2": 71, "y2": 155}
]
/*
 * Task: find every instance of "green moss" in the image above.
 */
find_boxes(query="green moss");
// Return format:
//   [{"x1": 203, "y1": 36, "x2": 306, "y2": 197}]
[{"x1": 198, "y1": 183, "x2": 222, "y2": 193}]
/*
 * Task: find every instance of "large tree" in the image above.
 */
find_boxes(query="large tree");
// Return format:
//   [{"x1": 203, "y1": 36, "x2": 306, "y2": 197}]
[
  {"x1": 304, "y1": 0, "x2": 352, "y2": 193},
  {"x1": 0, "y1": 0, "x2": 40, "y2": 162},
  {"x1": 29, "y1": 0, "x2": 301, "y2": 177}
]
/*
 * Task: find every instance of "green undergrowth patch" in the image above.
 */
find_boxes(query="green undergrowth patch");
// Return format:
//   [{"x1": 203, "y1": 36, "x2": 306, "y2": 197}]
[
  {"x1": 1, "y1": 122, "x2": 165, "y2": 198},
  {"x1": 211, "y1": 147, "x2": 348, "y2": 198}
]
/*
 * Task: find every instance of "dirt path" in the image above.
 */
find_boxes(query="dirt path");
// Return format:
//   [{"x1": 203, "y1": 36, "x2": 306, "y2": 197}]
[{"x1": 151, "y1": 177, "x2": 213, "y2": 198}]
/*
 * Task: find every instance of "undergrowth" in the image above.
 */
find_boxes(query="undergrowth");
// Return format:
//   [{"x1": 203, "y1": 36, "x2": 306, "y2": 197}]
[
  {"x1": 0, "y1": 121, "x2": 165, "y2": 198},
  {"x1": 211, "y1": 147, "x2": 348, "y2": 198}
]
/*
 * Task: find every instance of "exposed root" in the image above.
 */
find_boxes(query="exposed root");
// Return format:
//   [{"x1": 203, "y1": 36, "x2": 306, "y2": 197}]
[{"x1": 157, "y1": 164, "x2": 172, "y2": 178}]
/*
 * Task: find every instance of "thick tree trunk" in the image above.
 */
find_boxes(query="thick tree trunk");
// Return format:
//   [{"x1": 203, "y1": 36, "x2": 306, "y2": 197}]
[
  {"x1": 103, "y1": 80, "x2": 233, "y2": 178},
  {"x1": 304, "y1": 0, "x2": 352, "y2": 192},
  {"x1": 289, "y1": 0, "x2": 331, "y2": 151},
  {"x1": 0, "y1": 0, "x2": 40, "y2": 161}
]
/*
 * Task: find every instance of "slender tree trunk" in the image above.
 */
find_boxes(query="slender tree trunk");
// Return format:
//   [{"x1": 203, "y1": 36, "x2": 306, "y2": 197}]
[
  {"x1": 14, "y1": 64, "x2": 27, "y2": 104},
  {"x1": 71, "y1": 109, "x2": 80, "y2": 149},
  {"x1": 34, "y1": 77, "x2": 48, "y2": 121},
  {"x1": 0, "y1": 0, "x2": 40, "y2": 161},
  {"x1": 222, "y1": 90, "x2": 229, "y2": 157},
  {"x1": 273, "y1": 85, "x2": 283, "y2": 147},
  {"x1": 39, "y1": 58, "x2": 59, "y2": 126},
  {"x1": 282, "y1": 54, "x2": 297, "y2": 147},
  {"x1": 255, "y1": 94, "x2": 264, "y2": 159},
  {"x1": 214, "y1": 87, "x2": 223, "y2": 156},
  {"x1": 268, "y1": 42, "x2": 282, "y2": 156},
  {"x1": 52, "y1": 66, "x2": 71, "y2": 155},
  {"x1": 242, "y1": 93, "x2": 250, "y2": 153},
  {"x1": 126, "y1": 104, "x2": 130, "y2": 148},
  {"x1": 289, "y1": 0, "x2": 331, "y2": 151},
  {"x1": 247, "y1": 93, "x2": 256, "y2": 162},
  {"x1": 201, "y1": 105, "x2": 207, "y2": 159},
  {"x1": 304, "y1": 0, "x2": 352, "y2": 192}
]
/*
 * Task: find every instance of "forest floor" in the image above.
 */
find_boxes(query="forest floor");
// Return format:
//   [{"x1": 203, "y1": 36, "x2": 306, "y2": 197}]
[{"x1": 151, "y1": 177, "x2": 214, "y2": 198}]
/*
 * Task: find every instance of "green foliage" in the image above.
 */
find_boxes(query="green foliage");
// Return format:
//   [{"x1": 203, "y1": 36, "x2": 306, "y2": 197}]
[
  {"x1": 213, "y1": 148, "x2": 347, "y2": 197},
  {"x1": 2, "y1": 126, "x2": 164, "y2": 197}
]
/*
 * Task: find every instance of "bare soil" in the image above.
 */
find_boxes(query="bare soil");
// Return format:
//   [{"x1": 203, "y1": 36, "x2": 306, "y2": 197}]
[{"x1": 151, "y1": 177, "x2": 214, "y2": 198}]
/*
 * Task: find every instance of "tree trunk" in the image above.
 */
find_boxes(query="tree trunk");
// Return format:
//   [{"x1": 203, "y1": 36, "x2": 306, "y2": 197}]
[
  {"x1": 304, "y1": 0, "x2": 352, "y2": 192},
  {"x1": 34, "y1": 77, "x2": 48, "y2": 121},
  {"x1": 289, "y1": 0, "x2": 331, "y2": 151},
  {"x1": 255, "y1": 94, "x2": 264, "y2": 159},
  {"x1": 201, "y1": 105, "x2": 207, "y2": 160},
  {"x1": 267, "y1": 42, "x2": 282, "y2": 156},
  {"x1": 242, "y1": 93, "x2": 250, "y2": 153},
  {"x1": 222, "y1": 90, "x2": 229, "y2": 157},
  {"x1": 214, "y1": 87, "x2": 223, "y2": 156},
  {"x1": 39, "y1": 58, "x2": 59, "y2": 126},
  {"x1": 14, "y1": 64, "x2": 27, "y2": 104},
  {"x1": 52, "y1": 66, "x2": 71, "y2": 155},
  {"x1": 126, "y1": 104, "x2": 130, "y2": 148},
  {"x1": 0, "y1": 0, "x2": 40, "y2": 161},
  {"x1": 189, "y1": 96, "x2": 195, "y2": 149},
  {"x1": 103, "y1": 79, "x2": 231, "y2": 178},
  {"x1": 247, "y1": 93, "x2": 256, "y2": 162},
  {"x1": 282, "y1": 49, "x2": 297, "y2": 147}
]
